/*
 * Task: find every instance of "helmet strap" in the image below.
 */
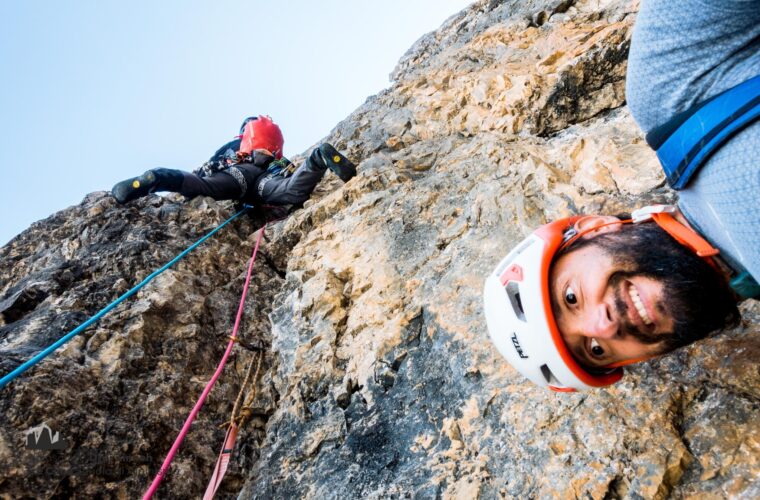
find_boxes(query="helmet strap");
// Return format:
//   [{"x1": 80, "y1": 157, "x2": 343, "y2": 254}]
[
  {"x1": 604, "y1": 355, "x2": 656, "y2": 369},
  {"x1": 558, "y1": 218, "x2": 632, "y2": 253},
  {"x1": 649, "y1": 212, "x2": 719, "y2": 258},
  {"x1": 560, "y1": 206, "x2": 720, "y2": 271},
  {"x1": 632, "y1": 205, "x2": 721, "y2": 271}
]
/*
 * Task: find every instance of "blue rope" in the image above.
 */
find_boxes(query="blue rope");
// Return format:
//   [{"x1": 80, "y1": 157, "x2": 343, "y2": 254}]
[{"x1": 0, "y1": 206, "x2": 251, "y2": 390}]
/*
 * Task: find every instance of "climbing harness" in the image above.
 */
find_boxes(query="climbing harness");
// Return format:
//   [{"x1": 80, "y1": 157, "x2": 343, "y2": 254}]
[
  {"x1": 0, "y1": 207, "x2": 251, "y2": 391},
  {"x1": 265, "y1": 156, "x2": 298, "y2": 178},
  {"x1": 647, "y1": 74, "x2": 760, "y2": 190},
  {"x1": 143, "y1": 223, "x2": 266, "y2": 499},
  {"x1": 195, "y1": 159, "x2": 230, "y2": 178}
]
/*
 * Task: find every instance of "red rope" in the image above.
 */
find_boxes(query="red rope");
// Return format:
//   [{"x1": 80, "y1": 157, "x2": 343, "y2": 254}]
[{"x1": 143, "y1": 224, "x2": 266, "y2": 499}]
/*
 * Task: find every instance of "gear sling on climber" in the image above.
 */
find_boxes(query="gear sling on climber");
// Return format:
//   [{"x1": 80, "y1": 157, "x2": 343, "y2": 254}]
[
  {"x1": 483, "y1": 0, "x2": 760, "y2": 392},
  {"x1": 111, "y1": 115, "x2": 357, "y2": 207}
]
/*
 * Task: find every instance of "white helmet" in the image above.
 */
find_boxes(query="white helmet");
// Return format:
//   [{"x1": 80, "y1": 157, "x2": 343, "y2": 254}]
[
  {"x1": 483, "y1": 206, "x2": 720, "y2": 392},
  {"x1": 483, "y1": 216, "x2": 622, "y2": 392},
  {"x1": 483, "y1": 205, "x2": 718, "y2": 392}
]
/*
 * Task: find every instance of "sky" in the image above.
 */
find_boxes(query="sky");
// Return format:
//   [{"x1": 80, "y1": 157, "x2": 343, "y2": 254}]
[{"x1": 0, "y1": 0, "x2": 472, "y2": 246}]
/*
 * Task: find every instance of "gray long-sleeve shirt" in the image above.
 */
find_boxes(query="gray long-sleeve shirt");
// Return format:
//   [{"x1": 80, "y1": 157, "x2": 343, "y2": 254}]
[{"x1": 626, "y1": 0, "x2": 760, "y2": 280}]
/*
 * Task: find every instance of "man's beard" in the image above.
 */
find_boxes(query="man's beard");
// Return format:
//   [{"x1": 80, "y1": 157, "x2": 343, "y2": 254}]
[{"x1": 577, "y1": 222, "x2": 738, "y2": 354}]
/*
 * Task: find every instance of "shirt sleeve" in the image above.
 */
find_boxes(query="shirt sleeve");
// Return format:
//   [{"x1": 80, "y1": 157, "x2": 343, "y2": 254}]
[{"x1": 627, "y1": 0, "x2": 760, "y2": 133}]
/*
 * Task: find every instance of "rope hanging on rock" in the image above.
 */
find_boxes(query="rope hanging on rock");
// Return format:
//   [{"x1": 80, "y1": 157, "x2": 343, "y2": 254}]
[
  {"x1": 0, "y1": 206, "x2": 251, "y2": 391},
  {"x1": 203, "y1": 351, "x2": 264, "y2": 500},
  {"x1": 143, "y1": 223, "x2": 266, "y2": 500}
]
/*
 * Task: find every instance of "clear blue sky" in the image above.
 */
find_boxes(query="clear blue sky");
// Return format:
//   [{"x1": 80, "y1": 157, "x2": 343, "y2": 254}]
[{"x1": 0, "y1": 0, "x2": 471, "y2": 245}]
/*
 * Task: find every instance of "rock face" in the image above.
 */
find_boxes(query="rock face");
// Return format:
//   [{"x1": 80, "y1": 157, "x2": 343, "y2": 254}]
[{"x1": 1, "y1": 0, "x2": 758, "y2": 499}]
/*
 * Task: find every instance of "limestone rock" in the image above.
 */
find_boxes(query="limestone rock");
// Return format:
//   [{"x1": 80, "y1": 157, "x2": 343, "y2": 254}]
[{"x1": 1, "y1": 0, "x2": 758, "y2": 499}]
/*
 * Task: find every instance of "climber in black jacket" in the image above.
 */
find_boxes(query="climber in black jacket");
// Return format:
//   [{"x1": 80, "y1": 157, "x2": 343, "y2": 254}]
[{"x1": 111, "y1": 115, "x2": 356, "y2": 206}]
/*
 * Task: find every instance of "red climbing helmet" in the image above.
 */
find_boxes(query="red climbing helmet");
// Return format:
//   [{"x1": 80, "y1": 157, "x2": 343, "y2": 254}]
[
  {"x1": 483, "y1": 205, "x2": 720, "y2": 392},
  {"x1": 239, "y1": 115, "x2": 284, "y2": 159}
]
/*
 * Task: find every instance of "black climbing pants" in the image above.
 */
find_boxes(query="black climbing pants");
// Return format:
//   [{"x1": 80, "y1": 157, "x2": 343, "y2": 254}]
[{"x1": 157, "y1": 149, "x2": 329, "y2": 206}]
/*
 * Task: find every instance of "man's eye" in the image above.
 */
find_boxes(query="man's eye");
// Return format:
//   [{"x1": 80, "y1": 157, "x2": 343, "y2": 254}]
[
  {"x1": 564, "y1": 286, "x2": 578, "y2": 305},
  {"x1": 590, "y1": 338, "x2": 605, "y2": 358}
]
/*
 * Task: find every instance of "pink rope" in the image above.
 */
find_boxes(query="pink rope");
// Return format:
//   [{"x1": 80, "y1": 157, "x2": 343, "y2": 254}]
[{"x1": 143, "y1": 224, "x2": 266, "y2": 499}]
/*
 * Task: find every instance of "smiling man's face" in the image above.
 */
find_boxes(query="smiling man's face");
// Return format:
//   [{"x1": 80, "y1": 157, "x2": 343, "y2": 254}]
[
  {"x1": 546, "y1": 214, "x2": 740, "y2": 370},
  {"x1": 550, "y1": 243, "x2": 674, "y2": 368}
]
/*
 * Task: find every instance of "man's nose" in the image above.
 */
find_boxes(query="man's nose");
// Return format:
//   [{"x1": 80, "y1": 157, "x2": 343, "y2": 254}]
[{"x1": 583, "y1": 303, "x2": 618, "y2": 339}]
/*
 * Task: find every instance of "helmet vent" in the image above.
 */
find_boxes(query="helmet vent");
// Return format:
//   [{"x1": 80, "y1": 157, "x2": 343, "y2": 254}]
[
  {"x1": 494, "y1": 237, "x2": 533, "y2": 276},
  {"x1": 540, "y1": 364, "x2": 561, "y2": 385},
  {"x1": 505, "y1": 282, "x2": 526, "y2": 321}
]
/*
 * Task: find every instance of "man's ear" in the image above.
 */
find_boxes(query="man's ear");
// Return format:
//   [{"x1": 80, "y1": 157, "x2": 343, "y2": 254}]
[{"x1": 574, "y1": 215, "x2": 623, "y2": 240}]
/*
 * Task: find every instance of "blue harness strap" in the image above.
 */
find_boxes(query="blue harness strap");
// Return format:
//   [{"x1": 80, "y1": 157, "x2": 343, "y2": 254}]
[{"x1": 647, "y1": 74, "x2": 760, "y2": 190}]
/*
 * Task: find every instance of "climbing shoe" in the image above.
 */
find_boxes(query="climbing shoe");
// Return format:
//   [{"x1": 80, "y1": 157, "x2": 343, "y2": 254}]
[
  {"x1": 111, "y1": 168, "x2": 185, "y2": 204},
  {"x1": 318, "y1": 143, "x2": 356, "y2": 182},
  {"x1": 111, "y1": 170, "x2": 159, "y2": 204}
]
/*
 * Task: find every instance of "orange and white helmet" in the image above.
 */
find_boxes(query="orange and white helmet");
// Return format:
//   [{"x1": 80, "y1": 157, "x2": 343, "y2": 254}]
[{"x1": 483, "y1": 206, "x2": 720, "y2": 392}]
